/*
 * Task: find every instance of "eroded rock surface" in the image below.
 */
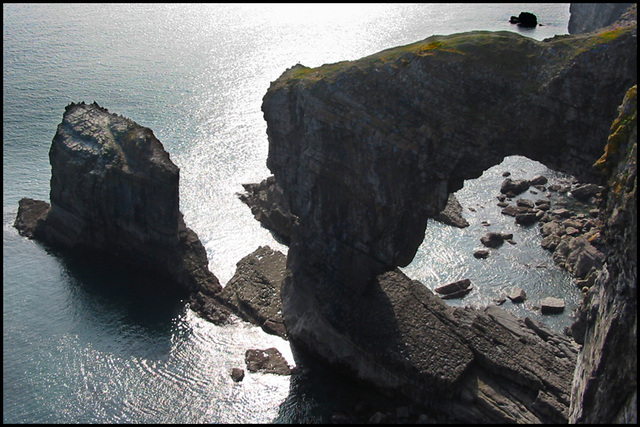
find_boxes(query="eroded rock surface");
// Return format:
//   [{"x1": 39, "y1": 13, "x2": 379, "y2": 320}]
[
  {"x1": 15, "y1": 102, "x2": 221, "y2": 297},
  {"x1": 283, "y1": 265, "x2": 578, "y2": 423},
  {"x1": 569, "y1": 84, "x2": 637, "y2": 424},
  {"x1": 259, "y1": 9, "x2": 637, "y2": 424},
  {"x1": 218, "y1": 246, "x2": 287, "y2": 338}
]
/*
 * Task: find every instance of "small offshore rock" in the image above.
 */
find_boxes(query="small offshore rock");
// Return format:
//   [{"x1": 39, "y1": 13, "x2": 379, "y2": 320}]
[
  {"x1": 540, "y1": 297, "x2": 565, "y2": 314},
  {"x1": 435, "y1": 278, "x2": 471, "y2": 295},
  {"x1": 507, "y1": 287, "x2": 527, "y2": 303},
  {"x1": 516, "y1": 211, "x2": 539, "y2": 226},
  {"x1": 565, "y1": 226, "x2": 581, "y2": 236},
  {"x1": 14, "y1": 198, "x2": 50, "y2": 239},
  {"x1": 541, "y1": 220, "x2": 564, "y2": 237},
  {"x1": 474, "y1": 249, "x2": 490, "y2": 259},
  {"x1": 516, "y1": 198, "x2": 535, "y2": 209},
  {"x1": 231, "y1": 368, "x2": 245, "y2": 382},
  {"x1": 551, "y1": 208, "x2": 572, "y2": 218},
  {"x1": 501, "y1": 205, "x2": 520, "y2": 217},
  {"x1": 245, "y1": 347, "x2": 292, "y2": 375},
  {"x1": 529, "y1": 175, "x2": 548, "y2": 185},
  {"x1": 541, "y1": 235, "x2": 562, "y2": 251},
  {"x1": 509, "y1": 11, "x2": 538, "y2": 27},
  {"x1": 480, "y1": 232, "x2": 505, "y2": 248},
  {"x1": 500, "y1": 178, "x2": 530, "y2": 196}
]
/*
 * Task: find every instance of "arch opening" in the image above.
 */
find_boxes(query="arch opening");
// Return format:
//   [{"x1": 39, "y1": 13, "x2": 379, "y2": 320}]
[{"x1": 401, "y1": 154, "x2": 594, "y2": 332}]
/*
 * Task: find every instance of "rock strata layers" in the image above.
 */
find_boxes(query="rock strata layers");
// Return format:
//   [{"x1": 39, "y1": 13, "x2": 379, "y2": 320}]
[
  {"x1": 218, "y1": 246, "x2": 287, "y2": 338},
  {"x1": 282, "y1": 265, "x2": 578, "y2": 423},
  {"x1": 259, "y1": 9, "x2": 637, "y2": 424},
  {"x1": 264, "y1": 16, "x2": 636, "y2": 294},
  {"x1": 568, "y1": 3, "x2": 635, "y2": 35},
  {"x1": 569, "y1": 84, "x2": 637, "y2": 424},
  {"x1": 14, "y1": 102, "x2": 221, "y2": 297}
]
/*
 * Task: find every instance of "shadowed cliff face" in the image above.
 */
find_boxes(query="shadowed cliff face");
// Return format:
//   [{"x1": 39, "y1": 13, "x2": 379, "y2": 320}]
[
  {"x1": 15, "y1": 102, "x2": 221, "y2": 296},
  {"x1": 569, "y1": 85, "x2": 637, "y2": 424},
  {"x1": 264, "y1": 24, "x2": 637, "y2": 292},
  {"x1": 569, "y1": 3, "x2": 635, "y2": 34},
  {"x1": 261, "y1": 14, "x2": 637, "y2": 424}
]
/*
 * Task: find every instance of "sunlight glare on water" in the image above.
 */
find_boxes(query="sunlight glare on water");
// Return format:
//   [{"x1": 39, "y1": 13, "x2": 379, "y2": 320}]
[{"x1": 4, "y1": 3, "x2": 573, "y2": 423}]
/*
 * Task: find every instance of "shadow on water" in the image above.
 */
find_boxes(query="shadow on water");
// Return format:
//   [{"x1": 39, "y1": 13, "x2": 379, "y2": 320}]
[
  {"x1": 40, "y1": 242, "x2": 189, "y2": 358},
  {"x1": 274, "y1": 346, "x2": 403, "y2": 424},
  {"x1": 271, "y1": 252, "x2": 439, "y2": 424}
]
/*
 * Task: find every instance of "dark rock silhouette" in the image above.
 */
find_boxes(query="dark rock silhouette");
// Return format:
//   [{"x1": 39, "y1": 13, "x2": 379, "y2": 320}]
[
  {"x1": 15, "y1": 102, "x2": 222, "y2": 299},
  {"x1": 509, "y1": 11, "x2": 538, "y2": 28},
  {"x1": 258, "y1": 8, "x2": 637, "y2": 424}
]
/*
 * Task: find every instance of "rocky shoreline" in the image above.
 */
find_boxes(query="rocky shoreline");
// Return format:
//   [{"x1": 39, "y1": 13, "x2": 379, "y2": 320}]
[{"x1": 13, "y1": 4, "x2": 636, "y2": 424}]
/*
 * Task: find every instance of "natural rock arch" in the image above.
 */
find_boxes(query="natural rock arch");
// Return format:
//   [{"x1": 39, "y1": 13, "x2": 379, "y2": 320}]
[
  {"x1": 259, "y1": 20, "x2": 637, "y2": 423},
  {"x1": 264, "y1": 27, "x2": 636, "y2": 292}
]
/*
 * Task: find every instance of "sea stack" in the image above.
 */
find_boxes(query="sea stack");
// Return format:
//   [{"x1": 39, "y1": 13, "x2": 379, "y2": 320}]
[{"x1": 14, "y1": 102, "x2": 221, "y2": 296}]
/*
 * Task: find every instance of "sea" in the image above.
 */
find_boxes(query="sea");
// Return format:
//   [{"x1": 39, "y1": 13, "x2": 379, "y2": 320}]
[{"x1": 4, "y1": 4, "x2": 578, "y2": 423}]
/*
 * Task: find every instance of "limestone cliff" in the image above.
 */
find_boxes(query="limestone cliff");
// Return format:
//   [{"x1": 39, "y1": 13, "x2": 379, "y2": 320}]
[
  {"x1": 569, "y1": 85, "x2": 637, "y2": 423},
  {"x1": 569, "y1": 3, "x2": 635, "y2": 34},
  {"x1": 260, "y1": 11, "x2": 637, "y2": 424},
  {"x1": 264, "y1": 22, "x2": 636, "y2": 294},
  {"x1": 15, "y1": 102, "x2": 221, "y2": 297}
]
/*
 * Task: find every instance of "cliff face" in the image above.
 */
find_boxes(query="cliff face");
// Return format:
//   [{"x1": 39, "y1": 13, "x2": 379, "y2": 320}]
[
  {"x1": 569, "y1": 3, "x2": 634, "y2": 34},
  {"x1": 569, "y1": 85, "x2": 637, "y2": 423},
  {"x1": 15, "y1": 102, "x2": 221, "y2": 296},
  {"x1": 261, "y1": 13, "x2": 637, "y2": 424}
]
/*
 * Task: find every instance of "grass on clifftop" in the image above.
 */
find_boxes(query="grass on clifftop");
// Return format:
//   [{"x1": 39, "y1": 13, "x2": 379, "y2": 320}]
[{"x1": 273, "y1": 24, "x2": 635, "y2": 92}]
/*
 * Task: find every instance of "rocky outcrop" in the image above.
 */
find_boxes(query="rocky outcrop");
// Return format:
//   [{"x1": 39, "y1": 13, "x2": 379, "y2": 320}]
[
  {"x1": 238, "y1": 176, "x2": 296, "y2": 244},
  {"x1": 509, "y1": 12, "x2": 538, "y2": 28},
  {"x1": 217, "y1": 246, "x2": 287, "y2": 338},
  {"x1": 282, "y1": 264, "x2": 578, "y2": 423},
  {"x1": 434, "y1": 193, "x2": 469, "y2": 228},
  {"x1": 14, "y1": 102, "x2": 221, "y2": 297},
  {"x1": 259, "y1": 11, "x2": 637, "y2": 425},
  {"x1": 569, "y1": 85, "x2": 637, "y2": 423},
  {"x1": 264, "y1": 18, "x2": 637, "y2": 295},
  {"x1": 568, "y1": 3, "x2": 635, "y2": 34},
  {"x1": 245, "y1": 347, "x2": 294, "y2": 375}
]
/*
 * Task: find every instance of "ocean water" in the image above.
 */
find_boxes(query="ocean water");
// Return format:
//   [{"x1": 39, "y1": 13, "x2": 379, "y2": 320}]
[{"x1": 4, "y1": 4, "x2": 576, "y2": 423}]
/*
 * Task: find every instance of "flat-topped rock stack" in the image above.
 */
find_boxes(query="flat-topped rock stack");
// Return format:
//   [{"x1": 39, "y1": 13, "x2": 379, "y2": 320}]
[{"x1": 15, "y1": 102, "x2": 221, "y2": 297}]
